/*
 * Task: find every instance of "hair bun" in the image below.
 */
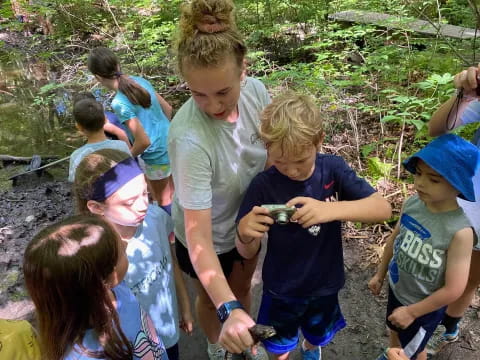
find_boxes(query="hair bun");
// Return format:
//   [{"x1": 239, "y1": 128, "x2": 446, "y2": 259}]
[
  {"x1": 196, "y1": 14, "x2": 229, "y2": 33},
  {"x1": 186, "y1": 0, "x2": 235, "y2": 34}
]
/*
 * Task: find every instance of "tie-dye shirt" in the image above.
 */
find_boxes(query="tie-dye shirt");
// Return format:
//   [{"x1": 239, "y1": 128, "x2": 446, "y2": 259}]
[{"x1": 66, "y1": 281, "x2": 168, "y2": 360}]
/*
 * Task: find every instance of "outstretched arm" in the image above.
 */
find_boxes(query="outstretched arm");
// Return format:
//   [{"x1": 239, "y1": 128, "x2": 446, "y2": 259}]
[
  {"x1": 184, "y1": 208, "x2": 256, "y2": 353},
  {"x1": 103, "y1": 120, "x2": 131, "y2": 148},
  {"x1": 287, "y1": 192, "x2": 392, "y2": 228},
  {"x1": 369, "y1": 221, "x2": 400, "y2": 295},
  {"x1": 388, "y1": 227, "x2": 474, "y2": 329},
  {"x1": 156, "y1": 93, "x2": 173, "y2": 120},
  {"x1": 429, "y1": 65, "x2": 480, "y2": 136}
]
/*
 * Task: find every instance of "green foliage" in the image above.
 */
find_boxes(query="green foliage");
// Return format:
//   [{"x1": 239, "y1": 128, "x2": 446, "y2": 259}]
[
  {"x1": 4, "y1": 0, "x2": 477, "y2": 183},
  {"x1": 368, "y1": 157, "x2": 393, "y2": 179}
]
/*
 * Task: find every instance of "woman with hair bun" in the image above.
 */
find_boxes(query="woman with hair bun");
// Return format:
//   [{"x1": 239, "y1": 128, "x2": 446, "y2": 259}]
[{"x1": 168, "y1": 0, "x2": 270, "y2": 359}]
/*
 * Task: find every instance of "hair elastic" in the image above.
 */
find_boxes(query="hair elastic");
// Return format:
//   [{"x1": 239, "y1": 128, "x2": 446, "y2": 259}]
[
  {"x1": 115, "y1": 71, "x2": 123, "y2": 78},
  {"x1": 90, "y1": 157, "x2": 143, "y2": 202}
]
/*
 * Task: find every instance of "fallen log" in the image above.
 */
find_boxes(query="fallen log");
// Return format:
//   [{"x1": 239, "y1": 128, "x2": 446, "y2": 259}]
[
  {"x1": 0, "y1": 154, "x2": 60, "y2": 166},
  {"x1": 8, "y1": 156, "x2": 70, "y2": 183}
]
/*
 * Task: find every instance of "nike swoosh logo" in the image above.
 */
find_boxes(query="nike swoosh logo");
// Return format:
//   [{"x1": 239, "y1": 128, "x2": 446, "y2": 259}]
[{"x1": 324, "y1": 180, "x2": 334, "y2": 189}]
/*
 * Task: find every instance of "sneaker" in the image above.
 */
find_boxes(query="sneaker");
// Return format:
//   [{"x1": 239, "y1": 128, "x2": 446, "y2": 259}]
[
  {"x1": 207, "y1": 341, "x2": 226, "y2": 360},
  {"x1": 244, "y1": 345, "x2": 269, "y2": 360},
  {"x1": 301, "y1": 345, "x2": 321, "y2": 360},
  {"x1": 426, "y1": 324, "x2": 460, "y2": 356}
]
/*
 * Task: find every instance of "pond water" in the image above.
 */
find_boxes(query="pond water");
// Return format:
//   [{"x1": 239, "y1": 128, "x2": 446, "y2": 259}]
[
  {"x1": 0, "y1": 47, "x2": 87, "y2": 189},
  {"x1": 0, "y1": 48, "x2": 82, "y2": 158}
]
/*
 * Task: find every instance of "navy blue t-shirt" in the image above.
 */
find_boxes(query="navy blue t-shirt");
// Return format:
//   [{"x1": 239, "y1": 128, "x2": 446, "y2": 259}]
[{"x1": 237, "y1": 154, "x2": 375, "y2": 297}]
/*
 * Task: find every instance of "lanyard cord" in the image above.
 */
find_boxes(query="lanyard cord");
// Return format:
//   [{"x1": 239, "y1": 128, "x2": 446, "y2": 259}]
[{"x1": 446, "y1": 88, "x2": 464, "y2": 131}]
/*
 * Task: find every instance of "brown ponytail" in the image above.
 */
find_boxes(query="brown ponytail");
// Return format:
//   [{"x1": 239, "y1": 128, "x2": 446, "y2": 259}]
[
  {"x1": 87, "y1": 47, "x2": 151, "y2": 108},
  {"x1": 175, "y1": 0, "x2": 247, "y2": 75}
]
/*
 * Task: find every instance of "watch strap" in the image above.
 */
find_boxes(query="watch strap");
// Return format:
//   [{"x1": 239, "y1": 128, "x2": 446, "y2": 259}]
[{"x1": 216, "y1": 300, "x2": 244, "y2": 323}]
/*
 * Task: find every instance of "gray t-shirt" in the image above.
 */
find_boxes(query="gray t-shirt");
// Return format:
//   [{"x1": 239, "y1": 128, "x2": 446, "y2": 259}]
[
  {"x1": 68, "y1": 140, "x2": 131, "y2": 182},
  {"x1": 389, "y1": 195, "x2": 473, "y2": 305},
  {"x1": 168, "y1": 77, "x2": 270, "y2": 253}
]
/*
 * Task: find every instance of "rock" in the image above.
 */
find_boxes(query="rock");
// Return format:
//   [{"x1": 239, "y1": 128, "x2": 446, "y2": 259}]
[{"x1": 25, "y1": 215, "x2": 34, "y2": 223}]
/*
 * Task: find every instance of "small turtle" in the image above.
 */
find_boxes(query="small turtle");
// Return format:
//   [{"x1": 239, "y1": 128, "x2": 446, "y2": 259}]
[{"x1": 224, "y1": 324, "x2": 276, "y2": 360}]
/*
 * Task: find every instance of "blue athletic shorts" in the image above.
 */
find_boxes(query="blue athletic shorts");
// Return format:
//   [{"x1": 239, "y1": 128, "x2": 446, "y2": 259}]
[
  {"x1": 386, "y1": 287, "x2": 446, "y2": 359},
  {"x1": 257, "y1": 292, "x2": 346, "y2": 354}
]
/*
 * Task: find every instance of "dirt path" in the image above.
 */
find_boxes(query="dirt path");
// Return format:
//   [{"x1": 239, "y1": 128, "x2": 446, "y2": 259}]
[{"x1": 1, "y1": 179, "x2": 478, "y2": 359}]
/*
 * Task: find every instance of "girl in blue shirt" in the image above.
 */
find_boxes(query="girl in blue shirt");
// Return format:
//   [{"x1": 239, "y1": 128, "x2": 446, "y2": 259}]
[{"x1": 87, "y1": 47, "x2": 173, "y2": 209}]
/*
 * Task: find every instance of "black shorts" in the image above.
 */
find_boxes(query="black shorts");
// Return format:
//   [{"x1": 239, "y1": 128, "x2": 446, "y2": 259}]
[
  {"x1": 175, "y1": 239, "x2": 248, "y2": 279},
  {"x1": 386, "y1": 286, "x2": 446, "y2": 359}
]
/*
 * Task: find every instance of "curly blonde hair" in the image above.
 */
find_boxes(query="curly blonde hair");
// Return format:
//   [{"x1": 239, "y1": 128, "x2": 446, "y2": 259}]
[
  {"x1": 175, "y1": 0, "x2": 246, "y2": 74},
  {"x1": 260, "y1": 92, "x2": 324, "y2": 156}
]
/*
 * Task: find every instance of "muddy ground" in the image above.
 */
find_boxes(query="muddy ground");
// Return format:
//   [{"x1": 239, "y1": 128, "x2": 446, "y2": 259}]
[{"x1": 0, "y1": 170, "x2": 478, "y2": 359}]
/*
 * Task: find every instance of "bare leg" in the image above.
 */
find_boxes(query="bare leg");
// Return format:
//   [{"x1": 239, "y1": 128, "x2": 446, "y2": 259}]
[
  {"x1": 193, "y1": 279, "x2": 222, "y2": 343},
  {"x1": 389, "y1": 330, "x2": 402, "y2": 349},
  {"x1": 272, "y1": 352, "x2": 290, "y2": 360},
  {"x1": 228, "y1": 253, "x2": 259, "y2": 313},
  {"x1": 149, "y1": 175, "x2": 174, "y2": 206},
  {"x1": 445, "y1": 250, "x2": 480, "y2": 317},
  {"x1": 417, "y1": 350, "x2": 427, "y2": 360},
  {"x1": 303, "y1": 338, "x2": 318, "y2": 351}
]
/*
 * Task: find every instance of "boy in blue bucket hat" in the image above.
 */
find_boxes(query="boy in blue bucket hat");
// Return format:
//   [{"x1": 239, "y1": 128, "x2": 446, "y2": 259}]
[{"x1": 369, "y1": 134, "x2": 479, "y2": 360}]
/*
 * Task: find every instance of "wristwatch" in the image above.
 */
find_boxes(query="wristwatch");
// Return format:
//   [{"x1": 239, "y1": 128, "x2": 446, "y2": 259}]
[{"x1": 216, "y1": 300, "x2": 244, "y2": 323}]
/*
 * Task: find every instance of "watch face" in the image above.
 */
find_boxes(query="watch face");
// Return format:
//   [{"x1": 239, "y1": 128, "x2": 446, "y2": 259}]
[{"x1": 217, "y1": 307, "x2": 228, "y2": 322}]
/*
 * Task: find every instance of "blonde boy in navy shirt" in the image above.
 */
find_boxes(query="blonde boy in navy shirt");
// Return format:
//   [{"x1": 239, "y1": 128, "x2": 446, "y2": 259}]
[{"x1": 235, "y1": 93, "x2": 392, "y2": 360}]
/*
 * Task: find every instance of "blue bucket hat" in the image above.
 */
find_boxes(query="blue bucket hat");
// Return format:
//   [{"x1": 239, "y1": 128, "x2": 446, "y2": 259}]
[{"x1": 403, "y1": 134, "x2": 480, "y2": 202}]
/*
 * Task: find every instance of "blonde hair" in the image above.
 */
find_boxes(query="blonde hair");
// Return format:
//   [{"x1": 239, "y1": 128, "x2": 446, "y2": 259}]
[
  {"x1": 260, "y1": 92, "x2": 324, "y2": 155},
  {"x1": 175, "y1": 0, "x2": 246, "y2": 74}
]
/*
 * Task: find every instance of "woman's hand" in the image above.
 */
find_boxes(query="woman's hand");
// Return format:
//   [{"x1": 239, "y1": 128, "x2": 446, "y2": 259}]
[{"x1": 218, "y1": 309, "x2": 255, "y2": 353}]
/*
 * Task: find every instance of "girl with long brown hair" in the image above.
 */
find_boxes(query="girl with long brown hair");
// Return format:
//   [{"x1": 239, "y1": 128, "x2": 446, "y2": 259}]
[
  {"x1": 87, "y1": 47, "x2": 174, "y2": 210},
  {"x1": 169, "y1": 0, "x2": 270, "y2": 358},
  {"x1": 23, "y1": 214, "x2": 168, "y2": 360}
]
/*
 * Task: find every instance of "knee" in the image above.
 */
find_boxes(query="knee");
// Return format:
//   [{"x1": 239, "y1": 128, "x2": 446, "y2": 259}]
[{"x1": 273, "y1": 352, "x2": 290, "y2": 360}]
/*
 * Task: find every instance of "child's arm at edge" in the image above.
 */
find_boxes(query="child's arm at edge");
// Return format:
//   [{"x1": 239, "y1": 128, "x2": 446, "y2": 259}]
[
  {"x1": 429, "y1": 65, "x2": 480, "y2": 136},
  {"x1": 369, "y1": 221, "x2": 400, "y2": 295},
  {"x1": 288, "y1": 192, "x2": 392, "y2": 228},
  {"x1": 156, "y1": 93, "x2": 173, "y2": 120},
  {"x1": 388, "y1": 227, "x2": 474, "y2": 329},
  {"x1": 103, "y1": 120, "x2": 131, "y2": 148}
]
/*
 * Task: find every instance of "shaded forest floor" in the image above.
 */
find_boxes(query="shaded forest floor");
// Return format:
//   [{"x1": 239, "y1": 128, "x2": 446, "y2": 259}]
[{"x1": 0, "y1": 27, "x2": 479, "y2": 359}]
